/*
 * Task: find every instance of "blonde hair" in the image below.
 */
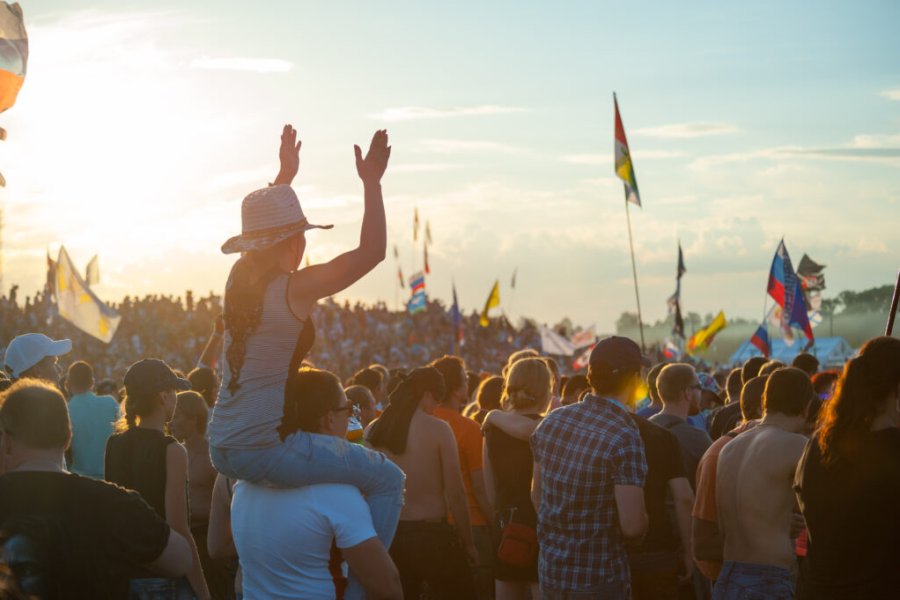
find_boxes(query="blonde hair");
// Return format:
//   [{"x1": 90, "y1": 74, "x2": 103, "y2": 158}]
[{"x1": 501, "y1": 358, "x2": 551, "y2": 412}]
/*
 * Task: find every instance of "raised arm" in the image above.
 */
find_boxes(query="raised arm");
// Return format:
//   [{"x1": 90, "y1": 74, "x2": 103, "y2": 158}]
[
  {"x1": 197, "y1": 314, "x2": 225, "y2": 369},
  {"x1": 482, "y1": 410, "x2": 539, "y2": 441},
  {"x1": 290, "y1": 130, "x2": 390, "y2": 305}
]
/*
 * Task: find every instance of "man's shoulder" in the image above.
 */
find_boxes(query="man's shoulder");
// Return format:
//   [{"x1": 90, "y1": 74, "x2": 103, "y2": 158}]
[{"x1": 0, "y1": 471, "x2": 141, "y2": 508}]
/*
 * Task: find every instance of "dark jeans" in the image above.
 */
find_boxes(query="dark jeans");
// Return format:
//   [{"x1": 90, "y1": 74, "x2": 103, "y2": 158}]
[
  {"x1": 128, "y1": 578, "x2": 193, "y2": 600},
  {"x1": 472, "y1": 524, "x2": 495, "y2": 599},
  {"x1": 630, "y1": 551, "x2": 679, "y2": 600},
  {"x1": 389, "y1": 520, "x2": 475, "y2": 600},
  {"x1": 191, "y1": 523, "x2": 238, "y2": 600},
  {"x1": 713, "y1": 561, "x2": 793, "y2": 600}
]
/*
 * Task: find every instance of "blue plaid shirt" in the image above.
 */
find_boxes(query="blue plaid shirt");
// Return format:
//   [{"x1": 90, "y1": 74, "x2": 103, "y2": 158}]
[{"x1": 531, "y1": 394, "x2": 647, "y2": 591}]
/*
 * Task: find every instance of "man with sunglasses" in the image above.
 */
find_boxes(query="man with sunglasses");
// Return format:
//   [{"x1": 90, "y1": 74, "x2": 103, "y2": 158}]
[{"x1": 651, "y1": 364, "x2": 713, "y2": 490}]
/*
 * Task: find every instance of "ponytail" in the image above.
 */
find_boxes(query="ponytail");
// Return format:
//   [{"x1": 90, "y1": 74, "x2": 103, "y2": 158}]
[
  {"x1": 224, "y1": 250, "x2": 286, "y2": 394},
  {"x1": 115, "y1": 393, "x2": 152, "y2": 432},
  {"x1": 367, "y1": 367, "x2": 445, "y2": 454}
]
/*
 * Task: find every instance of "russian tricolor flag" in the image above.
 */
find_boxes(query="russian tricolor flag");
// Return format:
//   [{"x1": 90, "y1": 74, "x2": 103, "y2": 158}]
[{"x1": 750, "y1": 325, "x2": 770, "y2": 358}]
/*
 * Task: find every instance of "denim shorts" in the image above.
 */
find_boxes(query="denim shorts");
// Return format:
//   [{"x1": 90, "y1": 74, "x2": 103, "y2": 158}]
[{"x1": 713, "y1": 561, "x2": 793, "y2": 600}]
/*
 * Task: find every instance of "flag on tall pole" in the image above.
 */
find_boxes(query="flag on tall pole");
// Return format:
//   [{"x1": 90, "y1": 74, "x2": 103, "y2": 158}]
[
  {"x1": 55, "y1": 246, "x2": 121, "y2": 343},
  {"x1": 614, "y1": 92, "x2": 645, "y2": 348},
  {"x1": 407, "y1": 271, "x2": 426, "y2": 314},
  {"x1": 511, "y1": 268, "x2": 517, "y2": 290},
  {"x1": 666, "y1": 243, "x2": 686, "y2": 338},
  {"x1": 614, "y1": 93, "x2": 640, "y2": 207},
  {"x1": 425, "y1": 220, "x2": 432, "y2": 245},
  {"x1": 413, "y1": 208, "x2": 420, "y2": 241},
  {"x1": 479, "y1": 280, "x2": 500, "y2": 327},
  {"x1": 767, "y1": 239, "x2": 814, "y2": 342},
  {"x1": 424, "y1": 242, "x2": 430, "y2": 275},
  {"x1": 397, "y1": 267, "x2": 404, "y2": 288}
]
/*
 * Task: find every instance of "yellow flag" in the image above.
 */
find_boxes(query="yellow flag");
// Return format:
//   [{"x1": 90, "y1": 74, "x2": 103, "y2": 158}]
[
  {"x1": 687, "y1": 311, "x2": 727, "y2": 355},
  {"x1": 55, "y1": 246, "x2": 121, "y2": 343},
  {"x1": 479, "y1": 280, "x2": 500, "y2": 327}
]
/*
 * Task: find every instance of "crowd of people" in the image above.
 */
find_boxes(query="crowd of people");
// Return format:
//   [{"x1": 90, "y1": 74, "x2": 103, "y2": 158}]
[{"x1": 0, "y1": 126, "x2": 897, "y2": 600}]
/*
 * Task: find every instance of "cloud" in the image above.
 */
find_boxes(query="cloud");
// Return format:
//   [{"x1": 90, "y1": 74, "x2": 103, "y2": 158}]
[
  {"x1": 632, "y1": 122, "x2": 740, "y2": 139},
  {"x1": 391, "y1": 163, "x2": 462, "y2": 173},
  {"x1": 370, "y1": 105, "x2": 528, "y2": 121},
  {"x1": 560, "y1": 149, "x2": 683, "y2": 166},
  {"x1": 850, "y1": 237, "x2": 888, "y2": 256},
  {"x1": 420, "y1": 139, "x2": 524, "y2": 154},
  {"x1": 690, "y1": 135, "x2": 900, "y2": 170},
  {"x1": 190, "y1": 57, "x2": 293, "y2": 72},
  {"x1": 880, "y1": 89, "x2": 900, "y2": 101}
]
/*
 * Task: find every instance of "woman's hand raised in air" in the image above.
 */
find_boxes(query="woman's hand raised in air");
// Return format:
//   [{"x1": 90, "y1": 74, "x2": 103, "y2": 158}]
[
  {"x1": 273, "y1": 124, "x2": 302, "y2": 186},
  {"x1": 354, "y1": 130, "x2": 391, "y2": 184}
]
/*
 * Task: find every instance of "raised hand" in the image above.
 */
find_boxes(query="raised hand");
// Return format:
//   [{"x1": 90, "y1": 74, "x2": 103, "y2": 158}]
[
  {"x1": 354, "y1": 129, "x2": 391, "y2": 183},
  {"x1": 273, "y1": 124, "x2": 301, "y2": 186}
]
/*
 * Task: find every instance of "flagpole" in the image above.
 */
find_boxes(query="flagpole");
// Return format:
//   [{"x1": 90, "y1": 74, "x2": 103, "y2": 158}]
[{"x1": 624, "y1": 197, "x2": 646, "y2": 349}]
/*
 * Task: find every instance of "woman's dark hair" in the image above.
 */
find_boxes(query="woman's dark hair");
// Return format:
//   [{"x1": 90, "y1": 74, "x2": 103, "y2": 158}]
[
  {"x1": 350, "y1": 368, "x2": 383, "y2": 396},
  {"x1": 817, "y1": 337, "x2": 900, "y2": 466},
  {"x1": 811, "y1": 369, "x2": 840, "y2": 397},
  {"x1": 562, "y1": 374, "x2": 589, "y2": 401},
  {"x1": 367, "y1": 367, "x2": 445, "y2": 455},
  {"x1": 278, "y1": 368, "x2": 344, "y2": 441},
  {"x1": 117, "y1": 390, "x2": 158, "y2": 432},
  {"x1": 224, "y1": 241, "x2": 294, "y2": 394},
  {"x1": 188, "y1": 367, "x2": 219, "y2": 408},
  {"x1": 429, "y1": 356, "x2": 466, "y2": 403},
  {"x1": 475, "y1": 376, "x2": 503, "y2": 412}
]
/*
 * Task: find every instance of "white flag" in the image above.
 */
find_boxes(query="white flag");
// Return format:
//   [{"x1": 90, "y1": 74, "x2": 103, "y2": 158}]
[
  {"x1": 570, "y1": 326, "x2": 596, "y2": 349},
  {"x1": 85, "y1": 255, "x2": 100, "y2": 286},
  {"x1": 55, "y1": 247, "x2": 120, "y2": 343},
  {"x1": 540, "y1": 326, "x2": 576, "y2": 356}
]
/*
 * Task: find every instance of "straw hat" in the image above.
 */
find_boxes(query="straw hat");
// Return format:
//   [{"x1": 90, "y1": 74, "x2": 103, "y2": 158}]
[{"x1": 221, "y1": 185, "x2": 332, "y2": 254}]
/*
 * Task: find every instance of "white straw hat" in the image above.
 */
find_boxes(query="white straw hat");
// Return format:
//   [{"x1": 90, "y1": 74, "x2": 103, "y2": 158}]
[{"x1": 221, "y1": 184, "x2": 332, "y2": 254}]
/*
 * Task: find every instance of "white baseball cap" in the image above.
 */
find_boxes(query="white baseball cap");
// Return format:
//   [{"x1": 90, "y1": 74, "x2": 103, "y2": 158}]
[{"x1": 4, "y1": 333, "x2": 72, "y2": 378}]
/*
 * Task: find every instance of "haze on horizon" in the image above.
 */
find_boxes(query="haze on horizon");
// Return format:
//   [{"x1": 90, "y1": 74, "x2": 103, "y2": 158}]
[{"x1": 1, "y1": 0, "x2": 898, "y2": 333}]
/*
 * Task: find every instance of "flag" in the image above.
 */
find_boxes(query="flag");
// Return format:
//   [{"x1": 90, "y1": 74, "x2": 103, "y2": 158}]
[
  {"x1": 570, "y1": 326, "x2": 596, "y2": 349},
  {"x1": 767, "y1": 240, "x2": 814, "y2": 342},
  {"x1": 305, "y1": 254, "x2": 311, "y2": 268},
  {"x1": 407, "y1": 291, "x2": 426, "y2": 314},
  {"x1": 85, "y1": 255, "x2": 100, "y2": 286},
  {"x1": 479, "y1": 280, "x2": 500, "y2": 327},
  {"x1": 511, "y1": 268, "x2": 517, "y2": 290},
  {"x1": 55, "y1": 246, "x2": 121, "y2": 343},
  {"x1": 614, "y1": 93, "x2": 641, "y2": 207},
  {"x1": 409, "y1": 271, "x2": 425, "y2": 294},
  {"x1": 540, "y1": 326, "x2": 576, "y2": 356},
  {"x1": 663, "y1": 338, "x2": 680, "y2": 360},
  {"x1": 451, "y1": 283, "x2": 464, "y2": 347},
  {"x1": 750, "y1": 324, "x2": 770, "y2": 358},
  {"x1": 397, "y1": 267, "x2": 404, "y2": 288},
  {"x1": 667, "y1": 243, "x2": 686, "y2": 338},
  {"x1": 686, "y1": 311, "x2": 727, "y2": 355},
  {"x1": 424, "y1": 243, "x2": 430, "y2": 275},
  {"x1": 573, "y1": 343, "x2": 595, "y2": 371},
  {"x1": 413, "y1": 208, "x2": 420, "y2": 241},
  {"x1": 425, "y1": 220, "x2": 432, "y2": 245},
  {"x1": 0, "y1": 3, "x2": 27, "y2": 115},
  {"x1": 393, "y1": 244, "x2": 399, "y2": 260},
  {"x1": 45, "y1": 249, "x2": 56, "y2": 295}
]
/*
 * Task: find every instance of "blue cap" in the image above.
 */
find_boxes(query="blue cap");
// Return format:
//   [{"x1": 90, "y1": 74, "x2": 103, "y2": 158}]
[{"x1": 589, "y1": 336, "x2": 651, "y2": 373}]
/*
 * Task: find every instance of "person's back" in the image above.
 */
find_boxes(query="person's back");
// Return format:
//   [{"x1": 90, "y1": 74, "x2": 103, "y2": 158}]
[
  {"x1": 716, "y1": 425, "x2": 803, "y2": 568},
  {"x1": 794, "y1": 336, "x2": 900, "y2": 599},
  {"x1": 714, "y1": 367, "x2": 812, "y2": 599},
  {"x1": 380, "y1": 409, "x2": 449, "y2": 520},
  {"x1": 68, "y1": 390, "x2": 119, "y2": 478},
  {"x1": 0, "y1": 379, "x2": 191, "y2": 599},
  {"x1": 231, "y1": 482, "x2": 375, "y2": 600}
]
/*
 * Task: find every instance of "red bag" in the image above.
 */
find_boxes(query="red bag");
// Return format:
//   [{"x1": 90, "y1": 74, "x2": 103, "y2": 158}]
[{"x1": 497, "y1": 520, "x2": 538, "y2": 569}]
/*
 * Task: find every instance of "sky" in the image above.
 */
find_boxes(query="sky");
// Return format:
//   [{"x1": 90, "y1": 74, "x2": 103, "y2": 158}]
[{"x1": 1, "y1": 0, "x2": 898, "y2": 333}]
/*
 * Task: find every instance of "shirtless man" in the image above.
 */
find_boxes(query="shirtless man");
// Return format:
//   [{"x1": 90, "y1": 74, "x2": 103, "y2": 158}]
[
  {"x1": 715, "y1": 367, "x2": 813, "y2": 599},
  {"x1": 366, "y1": 366, "x2": 477, "y2": 599}
]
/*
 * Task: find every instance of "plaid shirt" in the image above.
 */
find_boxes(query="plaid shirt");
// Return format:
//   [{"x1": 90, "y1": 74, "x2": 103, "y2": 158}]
[{"x1": 531, "y1": 394, "x2": 647, "y2": 591}]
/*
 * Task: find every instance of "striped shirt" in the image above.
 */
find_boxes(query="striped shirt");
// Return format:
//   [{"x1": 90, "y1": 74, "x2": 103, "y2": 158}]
[
  {"x1": 530, "y1": 394, "x2": 647, "y2": 591},
  {"x1": 207, "y1": 274, "x2": 308, "y2": 450}
]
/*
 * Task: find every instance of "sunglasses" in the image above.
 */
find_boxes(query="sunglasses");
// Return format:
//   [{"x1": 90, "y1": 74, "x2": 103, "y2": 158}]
[{"x1": 330, "y1": 404, "x2": 355, "y2": 417}]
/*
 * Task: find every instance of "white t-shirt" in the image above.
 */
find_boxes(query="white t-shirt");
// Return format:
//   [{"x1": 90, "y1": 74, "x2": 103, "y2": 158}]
[{"x1": 231, "y1": 482, "x2": 377, "y2": 600}]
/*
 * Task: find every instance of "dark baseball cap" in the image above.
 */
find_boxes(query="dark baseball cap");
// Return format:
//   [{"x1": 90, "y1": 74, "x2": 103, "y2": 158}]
[
  {"x1": 589, "y1": 336, "x2": 651, "y2": 373},
  {"x1": 124, "y1": 359, "x2": 191, "y2": 397}
]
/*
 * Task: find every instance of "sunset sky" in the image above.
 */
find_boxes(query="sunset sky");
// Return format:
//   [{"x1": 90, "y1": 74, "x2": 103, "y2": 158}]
[{"x1": 2, "y1": 0, "x2": 898, "y2": 332}]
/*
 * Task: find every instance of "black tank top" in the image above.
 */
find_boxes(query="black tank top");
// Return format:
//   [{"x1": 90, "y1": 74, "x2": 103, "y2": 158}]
[{"x1": 105, "y1": 427, "x2": 178, "y2": 519}]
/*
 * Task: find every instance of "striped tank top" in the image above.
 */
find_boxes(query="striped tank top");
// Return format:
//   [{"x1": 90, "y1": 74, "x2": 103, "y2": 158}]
[{"x1": 207, "y1": 273, "x2": 313, "y2": 449}]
